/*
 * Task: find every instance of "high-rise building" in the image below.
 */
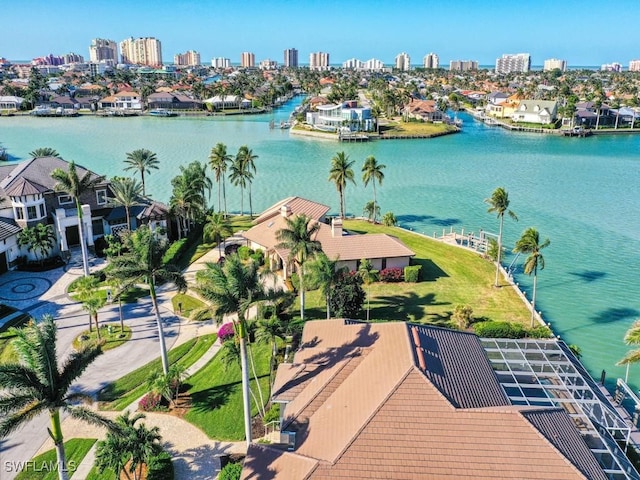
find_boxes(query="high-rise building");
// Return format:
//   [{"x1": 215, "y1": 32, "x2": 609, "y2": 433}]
[
  {"x1": 174, "y1": 50, "x2": 201, "y2": 66},
  {"x1": 343, "y1": 58, "x2": 363, "y2": 69},
  {"x1": 630, "y1": 60, "x2": 640, "y2": 72},
  {"x1": 63, "y1": 53, "x2": 84, "y2": 64},
  {"x1": 601, "y1": 62, "x2": 622, "y2": 72},
  {"x1": 309, "y1": 52, "x2": 329, "y2": 71},
  {"x1": 119, "y1": 37, "x2": 163, "y2": 67},
  {"x1": 211, "y1": 57, "x2": 231, "y2": 69},
  {"x1": 495, "y1": 53, "x2": 531, "y2": 74},
  {"x1": 543, "y1": 58, "x2": 567, "y2": 72},
  {"x1": 364, "y1": 58, "x2": 385, "y2": 71},
  {"x1": 260, "y1": 59, "x2": 278, "y2": 70},
  {"x1": 423, "y1": 52, "x2": 439, "y2": 69},
  {"x1": 32, "y1": 54, "x2": 64, "y2": 66},
  {"x1": 240, "y1": 52, "x2": 255, "y2": 68},
  {"x1": 449, "y1": 60, "x2": 478, "y2": 71},
  {"x1": 89, "y1": 38, "x2": 117, "y2": 64},
  {"x1": 395, "y1": 52, "x2": 411, "y2": 71},
  {"x1": 284, "y1": 48, "x2": 298, "y2": 68}
]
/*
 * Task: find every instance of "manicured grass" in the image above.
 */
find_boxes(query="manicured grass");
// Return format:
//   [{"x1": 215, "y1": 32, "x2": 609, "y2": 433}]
[
  {"x1": 85, "y1": 466, "x2": 117, "y2": 479},
  {"x1": 381, "y1": 120, "x2": 457, "y2": 136},
  {"x1": 98, "y1": 334, "x2": 216, "y2": 411},
  {"x1": 0, "y1": 314, "x2": 32, "y2": 364},
  {"x1": 172, "y1": 293, "x2": 209, "y2": 319},
  {"x1": 72, "y1": 324, "x2": 132, "y2": 352},
  {"x1": 184, "y1": 341, "x2": 271, "y2": 441},
  {"x1": 14, "y1": 438, "x2": 96, "y2": 480},
  {"x1": 305, "y1": 220, "x2": 531, "y2": 327},
  {"x1": 70, "y1": 287, "x2": 150, "y2": 303}
]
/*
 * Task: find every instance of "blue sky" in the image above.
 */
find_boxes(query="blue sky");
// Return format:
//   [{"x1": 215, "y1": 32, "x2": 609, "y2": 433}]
[{"x1": 2, "y1": 0, "x2": 639, "y2": 66}]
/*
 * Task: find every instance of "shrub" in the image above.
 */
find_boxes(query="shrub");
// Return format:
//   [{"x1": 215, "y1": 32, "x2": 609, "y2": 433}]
[
  {"x1": 404, "y1": 265, "x2": 422, "y2": 283},
  {"x1": 452, "y1": 304, "x2": 474, "y2": 329},
  {"x1": 250, "y1": 249, "x2": 265, "y2": 265},
  {"x1": 329, "y1": 272, "x2": 365, "y2": 318},
  {"x1": 218, "y1": 322, "x2": 235, "y2": 342},
  {"x1": 138, "y1": 392, "x2": 163, "y2": 411},
  {"x1": 527, "y1": 325, "x2": 553, "y2": 338},
  {"x1": 162, "y1": 238, "x2": 188, "y2": 265},
  {"x1": 473, "y1": 321, "x2": 526, "y2": 339},
  {"x1": 146, "y1": 451, "x2": 174, "y2": 480},
  {"x1": 379, "y1": 267, "x2": 404, "y2": 282},
  {"x1": 263, "y1": 403, "x2": 280, "y2": 424},
  {"x1": 237, "y1": 246, "x2": 253, "y2": 261},
  {"x1": 219, "y1": 462, "x2": 243, "y2": 480}
]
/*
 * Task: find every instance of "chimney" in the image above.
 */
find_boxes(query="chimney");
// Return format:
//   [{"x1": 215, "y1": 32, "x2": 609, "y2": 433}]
[
  {"x1": 281, "y1": 204, "x2": 292, "y2": 217},
  {"x1": 331, "y1": 217, "x2": 342, "y2": 237}
]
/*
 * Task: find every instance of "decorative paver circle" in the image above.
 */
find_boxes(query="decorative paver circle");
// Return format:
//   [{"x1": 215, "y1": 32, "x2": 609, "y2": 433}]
[{"x1": 0, "y1": 277, "x2": 52, "y2": 301}]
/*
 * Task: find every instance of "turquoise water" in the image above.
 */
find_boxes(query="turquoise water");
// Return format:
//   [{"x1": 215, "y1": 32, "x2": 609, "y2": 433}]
[{"x1": 2, "y1": 100, "x2": 640, "y2": 388}]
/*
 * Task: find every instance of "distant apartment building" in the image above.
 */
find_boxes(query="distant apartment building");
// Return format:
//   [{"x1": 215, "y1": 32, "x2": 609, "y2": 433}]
[
  {"x1": 63, "y1": 53, "x2": 84, "y2": 64},
  {"x1": 364, "y1": 58, "x2": 385, "y2": 71},
  {"x1": 119, "y1": 37, "x2": 163, "y2": 67},
  {"x1": 630, "y1": 60, "x2": 640, "y2": 72},
  {"x1": 423, "y1": 52, "x2": 439, "y2": 69},
  {"x1": 543, "y1": 58, "x2": 567, "y2": 72},
  {"x1": 211, "y1": 57, "x2": 231, "y2": 69},
  {"x1": 89, "y1": 38, "x2": 117, "y2": 64},
  {"x1": 259, "y1": 59, "x2": 277, "y2": 70},
  {"x1": 343, "y1": 58, "x2": 364, "y2": 69},
  {"x1": 395, "y1": 52, "x2": 411, "y2": 71},
  {"x1": 449, "y1": 60, "x2": 478, "y2": 71},
  {"x1": 601, "y1": 62, "x2": 622, "y2": 72},
  {"x1": 495, "y1": 53, "x2": 531, "y2": 74},
  {"x1": 309, "y1": 52, "x2": 330, "y2": 71},
  {"x1": 174, "y1": 50, "x2": 200, "y2": 66},
  {"x1": 240, "y1": 52, "x2": 255, "y2": 68},
  {"x1": 284, "y1": 48, "x2": 298, "y2": 67},
  {"x1": 32, "y1": 54, "x2": 64, "y2": 66}
]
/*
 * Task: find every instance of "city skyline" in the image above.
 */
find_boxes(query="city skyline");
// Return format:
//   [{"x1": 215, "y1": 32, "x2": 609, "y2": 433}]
[{"x1": 2, "y1": 0, "x2": 640, "y2": 66}]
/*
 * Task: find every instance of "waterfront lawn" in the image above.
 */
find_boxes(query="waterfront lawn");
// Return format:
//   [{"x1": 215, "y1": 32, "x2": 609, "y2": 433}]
[
  {"x1": 317, "y1": 220, "x2": 531, "y2": 326},
  {"x1": 98, "y1": 334, "x2": 216, "y2": 411},
  {"x1": 184, "y1": 342, "x2": 270, "y2": 441},
  {"x1": 380, "y1": 120, "x2": 457, "y2": 137},
  {"x1": 15, "y1": 438, "x2": 96, "y2": 480}
]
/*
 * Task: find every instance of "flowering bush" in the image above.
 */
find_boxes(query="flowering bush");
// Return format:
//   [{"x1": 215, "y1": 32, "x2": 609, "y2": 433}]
[
  {"x1": 138, "y1": 392, "x2": 162, "y2": 411},
  {"x1": 379, "y1": 267, "x2": 404, "y2": 282},
  {"x1": 218, "y1": 322, "x2": 235, "y2": 342}
]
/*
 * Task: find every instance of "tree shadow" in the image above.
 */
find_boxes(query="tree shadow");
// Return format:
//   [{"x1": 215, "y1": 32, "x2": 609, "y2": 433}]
[
  {"x1": 569, "y1": 270, "x2": 607, "y2": 282},
  {"x1": 589, "y1": 307, "x2": 640, "y2": 324},
  {"x1": 189, "y1": 381, "x2": 238, "y2": 413},
  {"x1": 375, "y1": 292, "x2": 449, "y2": 322},
  {"x1": 412, "y1": 258, "x2": 449, "y2": 282}
]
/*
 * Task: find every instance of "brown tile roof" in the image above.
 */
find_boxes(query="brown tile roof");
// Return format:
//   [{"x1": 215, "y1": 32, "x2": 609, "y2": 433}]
[
  {"x1": 252, "y1": 197, "x2": 330, "y2": 225},
  {"x1": 242, "y1": 320, "x2": 606, "y2": 480},
  {"x1": 4, "y1": 178, "x2": 48, "y2": 196}
]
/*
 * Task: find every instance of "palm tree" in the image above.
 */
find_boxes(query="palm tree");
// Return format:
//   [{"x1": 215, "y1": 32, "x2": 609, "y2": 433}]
[
  {"x1": 617, "y1": 320, "x2": 640, "y2": 382},
  {"x1": 363, "y1": 201, "x2": 380, "y2": 223},
  {"x1": 109, "y1": 176, "x2": 143, "y2": 231},
  {"x1": 17, "y1": 223, "x2": 56, "y2": 263},
  {"x1": 203, "y1": 211, "x2": 233, "y2": 256},
  {"x1": 0, "y1": 315, "x2": 112, "y2": 480},
  {"x1": 108, "y1": 226, "x2": 186, "y2": 374},
  {"x1": 513, "y1": 227, "x2": 550, "y2": 328},
  {"x1": 80, "y1": 294, "x2": 107, "y2": 340},
  {"x1": 29, "y1": 147, "x2": 60, "y2": 158},
  {"x1": 229, "y1": 154, "x2": 253, "y2": 216},
  {"x1": 276, "y1": 214, "x2": 322, "y2": 321},
  {"x1": 362, "y1": 156, "x2": 386, "y2": 223},
  {"x1": 485, "y1": 187, "x2": 518, "y2": 287},
  {"x1": 237, "y1": 146, "x2": 258, "y2": 217},
  {"x1": 307, "y1": 252, "x2": 345, "y2": 319},
  {"x1": 51, "y1": 161, "x2": 106, "y2": 277},
  {"x1": 382, "y1": 212, "x2": 397, "y2": 227},
  {"x1": 124, "y1": 149, "x2": 159, "y2": 196},
  {"x1": 328, "y1": 151, "x2": 356, "y2": 218},
  {"x1": 358, "y1": 259, "x2": 379, "y2": 321},
  {"x1": 209, "y1": 143, "x2": 232, "y2": 215},
  {"x1": 255, "y1": 315, "x2": 286, "y2": 387},
  {"x1": 194, "y1": 254, "x2": 275, "y2": 445}
]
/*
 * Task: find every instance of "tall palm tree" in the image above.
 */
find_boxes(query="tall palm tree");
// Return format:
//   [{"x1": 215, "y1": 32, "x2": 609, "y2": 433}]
[
  {"x1": 0, "y1": 315, "x2": 112, "y2": 480},
  {"x1": 229, "y1": 155, "x2": 253, "y2": 216},
  {"x1": 181, "y1": 161, "x2": 212, "y2": 212},
  {"x1": 363, "y1": 201, "x2": 380, "y2": 223},
  {"x1": 203, "y1": 211, "x2": 233, "y2": 256},
  {"x1": 358, "y1": 258, "x2": 379, "y2": 321},
  {"x1": 109, "y1": 176, "x2": 143, "y2": 231},
  {"x1": 29, "y1": 147, "x2": 60, "y2": 158},
  {"x1": 194, "y1": 254, "x2": 275, "y2": 445},
  {"x1": 276, "y1": 214, "x2": 322, "y2": 320},
  {"x1": 209, "y1": 143, "x2": 231, "y2": 216},
  {"x1": 124, "y1": 149, "x2": 159, "y2": 196},
  {"x1": 513, "y1": 227, "x2": 550, "y2": 328},
  {"x1": 485, "y1": 187, "x2": 518, "y2": 287},
  {"x1": 328, "y1": 151, "x2": 356, "y2": 218},
  {"x1": 51, "y1": 161, "x2": 106, "y2": 277},
  {"x1": 236, "y1": 146, "x2": 258, "y2": 217},
  {"x1": 80, "y1": 294, "x2": 107, "y2": 340},
  {"x1": 617, "y1": 320, "x2": 640, "y2": 381},
  {"x1": 307, "y1": 252, "x2": 345, "y2": 319},
  {"x1": 362, "y1": 156, "x2": 386, "y2": 223},
  {"x1": 108, "y1": 226, "x2": 186, "y2": 374}
]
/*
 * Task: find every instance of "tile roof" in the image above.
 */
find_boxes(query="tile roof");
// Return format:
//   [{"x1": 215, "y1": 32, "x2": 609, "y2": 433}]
[
  {"x1": 242, "y1": 320, "x2": 607, "y2": 480},
  {"x1": 0, "y1": 217, "x2": 21, "y2": 242},
  {"x1": 4, "y1": 178, "x2": 49, "y2": 196},
  {"x1": 252, "y1": 197, "x2": 330, "y2": 225}
]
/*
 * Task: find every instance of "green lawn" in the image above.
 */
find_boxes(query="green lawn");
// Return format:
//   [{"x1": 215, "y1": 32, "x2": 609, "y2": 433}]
[
  {"x1": 0, "y1": 314, "x2": 32, "y2": 364},
  {"x1": 98, "y1": 334, "x2": 216, "y2": 410},
  {"x1": 184, "y1": 341, "x2": 271, "y2": 441},
  {"x1": 14, "y1": 438, "x2": 96, "y2": 480},
  {"x1": 85, "y1": 466, "x2": 117, "y2": 480},
  {"x1": 172, "y1": 293, "x2": 209, "y2": 319},
  {"x1": 305, "y1": 220, "x2": 531, "y2": 327},
  {"x1": 72, "y1": 324, "x2": 132, "y2": 352}
]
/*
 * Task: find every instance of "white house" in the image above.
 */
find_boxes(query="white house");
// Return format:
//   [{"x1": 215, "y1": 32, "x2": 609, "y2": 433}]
[
  {"x1": 511, "y1": 100, "x2": 558, "y2": 124},
  {"x1": 305, "y1": 101, "x2": 374, "y2": 132}
]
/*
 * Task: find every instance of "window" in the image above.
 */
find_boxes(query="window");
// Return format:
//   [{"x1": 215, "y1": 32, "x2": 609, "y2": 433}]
[
  {"x1": 27, "y1": 206, "x2": 37, "y2": 220},
  {"x1": 58, "y1": 195, "x2": 73, "y2": 205},
  {"x1": 96, "y1": 189, "x2": 107, "y2": 205},
  {"x1": 39, "y1": 203, "x2": 46, "y2": 218},
  {"x1": 15, "y1": 207, "x2": 24, "y2": 220}
]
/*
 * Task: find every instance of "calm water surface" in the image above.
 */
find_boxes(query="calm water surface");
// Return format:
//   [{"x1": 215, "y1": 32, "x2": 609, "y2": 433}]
[{"x1": 1, "y1": 100, "x2": 639, "y2": 389}]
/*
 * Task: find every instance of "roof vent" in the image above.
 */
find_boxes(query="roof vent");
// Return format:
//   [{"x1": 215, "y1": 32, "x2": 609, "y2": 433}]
[
  {"x1": 331, "y1": 217, "x2": 343, "y2": 237},
  {"x1": 281, "y1": 205, "x2": 292, "y2": 217}
]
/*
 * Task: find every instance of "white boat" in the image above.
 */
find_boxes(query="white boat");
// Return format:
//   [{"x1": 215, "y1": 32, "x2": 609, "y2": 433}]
[{"x1": 148, "y1": 108, "x2": 178, "y2": 117}]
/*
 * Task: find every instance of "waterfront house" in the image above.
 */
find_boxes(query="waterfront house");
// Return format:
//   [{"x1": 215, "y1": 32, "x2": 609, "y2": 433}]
[
  {"x1": 99, "y1": 91, "x2": 142, "y2": 111},
  {"x1": 0, "y1": 95, "x2": 24, "y2": 112},
  {"x1": 402, "y1": 99, "x2": 446, "y2": 122},
  {"x1": 203, "y1": 95, "x2": 251, "y2": 110},
  {"x1": 147, "y1": 92, "x2": 202, "y2": 111},
  {"x1": 242, "y1": 197, "x2": 414, "y2": 278},
  {"x1": 305, "y1": 101, "x2": 374, "y2": 132},
  {"x1": 242, "y1": 319, "x2": 633, "y2": 479},
  {"x1": 511, "y1": 100, "x2": 558, "y2": 124}
]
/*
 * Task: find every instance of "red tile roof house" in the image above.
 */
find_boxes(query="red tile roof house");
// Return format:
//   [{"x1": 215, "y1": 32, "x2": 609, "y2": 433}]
[
  {"x1": 241, "y1": 319, "x2": 612, "y2": 479},
  {"x1": 241, "y1": 197, "x2": 415, "y2": 278}
]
